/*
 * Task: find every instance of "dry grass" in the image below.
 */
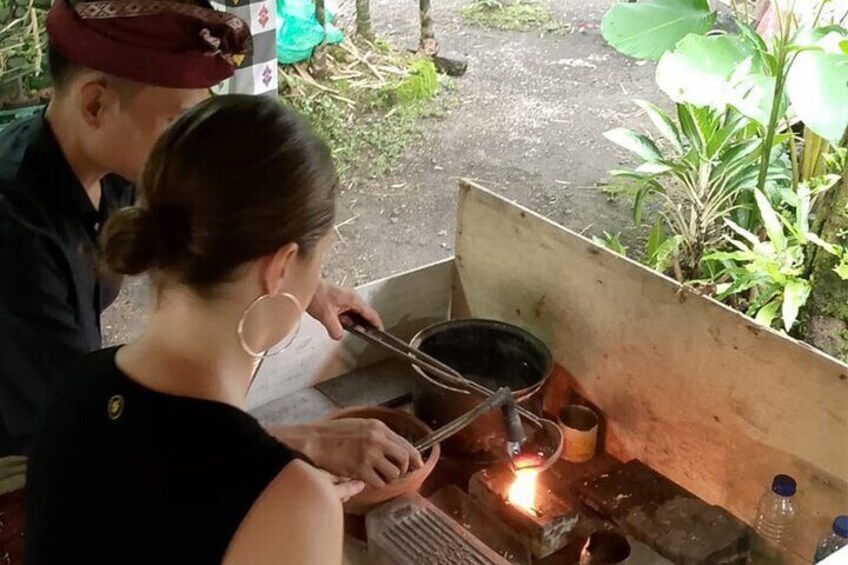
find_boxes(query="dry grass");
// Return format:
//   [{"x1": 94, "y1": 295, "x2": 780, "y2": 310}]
[
  {"x1": 280, "y1": 37, "x2": 456, "y2": 178},
  {"x1": 0, "y1": 0, "x2": 47, "y2": 105}
]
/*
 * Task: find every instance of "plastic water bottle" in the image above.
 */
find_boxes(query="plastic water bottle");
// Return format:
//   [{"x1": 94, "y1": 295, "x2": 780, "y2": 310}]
[
  {"x1": 814, "y1": 516, "x2": 848, "y2": 563},
  {"x1": 753, "y1": 474, "x2": 799, "y2": 556}
]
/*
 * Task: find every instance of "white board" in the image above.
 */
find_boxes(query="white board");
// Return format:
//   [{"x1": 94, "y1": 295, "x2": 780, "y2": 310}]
[
  {"x1": 453, "y1": 181, "x2": 848, "y2": 561},
  {"x1": 247, "y1": 258, "x2": 453, "y2": 409}
]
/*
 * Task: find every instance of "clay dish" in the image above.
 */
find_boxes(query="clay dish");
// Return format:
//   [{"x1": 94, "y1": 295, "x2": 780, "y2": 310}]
[{"x1": 327, "y1": 406, "x2": 441, "y2": 515}]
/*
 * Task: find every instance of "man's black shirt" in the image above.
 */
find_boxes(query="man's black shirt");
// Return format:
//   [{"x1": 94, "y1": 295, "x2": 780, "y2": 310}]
[{"x1": 0, "y1": 113, "x2": 134, "y2": 455}]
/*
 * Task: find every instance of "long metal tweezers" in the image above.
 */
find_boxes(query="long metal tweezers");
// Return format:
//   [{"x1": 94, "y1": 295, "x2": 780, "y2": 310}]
[{"x1": 340, "y1": 315, "x2": 544, "y2": 428}]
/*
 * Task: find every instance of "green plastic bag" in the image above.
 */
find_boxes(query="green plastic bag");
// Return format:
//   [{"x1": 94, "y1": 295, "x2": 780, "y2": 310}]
[{"x1": 277, "y1": 0, "x2": 344, "y2": 65}]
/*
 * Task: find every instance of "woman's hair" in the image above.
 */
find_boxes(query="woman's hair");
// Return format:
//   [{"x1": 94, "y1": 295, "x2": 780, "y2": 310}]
[{"x1": 101, "y1": 94, "x2": 338, "y2": 293}]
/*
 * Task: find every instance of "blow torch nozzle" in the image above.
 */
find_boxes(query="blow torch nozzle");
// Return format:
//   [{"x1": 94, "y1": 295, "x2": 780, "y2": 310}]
[{"x1": 502, "y1": 395, "x2": 527, "y2": 461}]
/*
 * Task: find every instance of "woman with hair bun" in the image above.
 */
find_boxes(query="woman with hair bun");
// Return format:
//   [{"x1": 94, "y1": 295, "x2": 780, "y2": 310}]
[{"x1": 23, "y1": 95, "x2": 394, "y2": 563}]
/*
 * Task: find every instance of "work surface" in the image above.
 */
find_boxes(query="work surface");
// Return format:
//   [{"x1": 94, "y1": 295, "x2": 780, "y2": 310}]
[
  {"x1": 244, "y1": 184, "x2": 847, "y2": 564},
  {"x1": 250, "y1": 359, "x2": 414, "y2": 565},
  {"x1": 251, "y1": 361, "x2": 755, "y2": 565}
]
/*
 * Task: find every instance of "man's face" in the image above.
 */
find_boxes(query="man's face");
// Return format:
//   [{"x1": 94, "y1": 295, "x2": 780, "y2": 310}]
[{"x1": 88, "y1": 84, "x2": 209, "y2": 182}]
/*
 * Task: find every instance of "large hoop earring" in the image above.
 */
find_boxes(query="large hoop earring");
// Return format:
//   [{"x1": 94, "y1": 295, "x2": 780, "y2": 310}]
[{"x1": 237, "y1": 292, "x2": 303, "y2": 358}]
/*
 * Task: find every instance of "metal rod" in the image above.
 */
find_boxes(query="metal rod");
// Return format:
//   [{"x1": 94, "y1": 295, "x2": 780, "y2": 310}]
[
  {"x1": 369, "y1": 327, "x2": 467, "y2": 382},
  {"x1": 342, "y1": 316, "x2": 546, "y2": 427},
  {"x1": 456, "y1": 378, "x2": 544, "y2": 428},
  {"x1": 414, "y1": 387, "x2": 512, "y2": 452},
  {"x1": 343, "y1": 323, "x2": 471, "y2": 394},
  {"x1": 342, "y1": 319, "x2": 564, "y2": 471}
]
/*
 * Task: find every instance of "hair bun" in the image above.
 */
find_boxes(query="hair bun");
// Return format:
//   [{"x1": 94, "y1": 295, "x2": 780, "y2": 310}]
[{"x1": 101, "y1": 206, "x2": 159, "y2": 276}]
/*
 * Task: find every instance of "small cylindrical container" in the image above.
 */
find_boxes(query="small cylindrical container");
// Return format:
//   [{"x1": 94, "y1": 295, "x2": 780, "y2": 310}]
[
  {"x1": 752, "y1": 474, "x2": 799, "y2": 562},
  {"x1": 814, "y1": 516, "x2": 848, "y2": 563},
  {"x1": 558, "y1": 405, "x2": 599, "y2": 463}
]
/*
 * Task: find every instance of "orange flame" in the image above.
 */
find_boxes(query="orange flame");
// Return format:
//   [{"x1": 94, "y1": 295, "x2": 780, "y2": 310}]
[{"x1": 507, "y1": 468, "x2": 539, "y2": 512}]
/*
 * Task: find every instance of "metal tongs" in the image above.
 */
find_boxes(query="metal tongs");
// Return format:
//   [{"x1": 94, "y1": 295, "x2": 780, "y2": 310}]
[{"x1": 341, "y1": 314, "x2": 564, "y2": 471}]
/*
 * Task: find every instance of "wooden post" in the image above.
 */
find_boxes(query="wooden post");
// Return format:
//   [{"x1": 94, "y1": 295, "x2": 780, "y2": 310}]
[
  {"x1": 355, "y1": 0, "x2": 374, "y2": 41},
  {"x1": 419, "y1": 0, "x2": 438, "y2": 55},
  {"x1": 312, "y1": 0, "x2": 328, "y2": 78}
]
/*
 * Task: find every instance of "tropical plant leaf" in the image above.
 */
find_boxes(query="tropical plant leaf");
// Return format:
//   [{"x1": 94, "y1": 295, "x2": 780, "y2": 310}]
[
  {"x1": 609, "y1": 169, "x2": 648, "y2": 180},
  {"x1": 747, "y1": 285, "x2": 780, "y2": 316},
  {"x1": 781, "y1": 278, "x2": 811, "y2": 331},
  {"x1": 635, "y1": 162, "x2": 674, "y2": 174},
  {"x1": 730, "y1": 71, "x2": 785, "y2": 128},
  {"x1": 699, "y1": 254, "x2": 725, "y2": 279},
  {"x1": 601, "y1": 0, "x2": 715, "y2": 61},
  {"x1": 715, "y1": 281, "x2": 732, "y2": 294},
  {"x1": 633, "y1": 99, "x2": 684, "y2": 152},
  {"x1": 592, "y1": 232, "x2": 628, "y2": 256},
  {"x1": 603, "y1": 128, "x2": 664, "y2": 162},
  {"x1": 715, "y1": 271, "x2": 761, "y2": 299},
  {"x1": 633, "y1": 178, "x2": 664, "y2": 225},
  {"x1": 795, "y1": 183, "x2": 810, "y2": 237},
  {"x1": 656, "y1": 34, "x2": 756, "y2": 109},
  {"x1": 691, "y1": 105, "x2": 720, "y2": 144},
  {"x1": 755, "y1": 299, "x2": 780, "y2": 327},
  {"x1": 646, "y1": 217, "x2": 666, "y2": 263},
  {"x1": 653, "y1": 235, "x2": 684, "y2": 271},
  {"x1": 725, "y1": 219, "x2": 762, "y2": 248},
  {"x1": 705, "y1": 114, "x2": 748, "y2": 158},
  {"x1": 835, "y1": 260, "x2": 848, "y2": 280},
  {"x1": 677, "y1": 104, "x2": 706, "y2": 155},
  {"x1": 792, "y1": 26, "x2": 848, "y2": 53},
  {"x1": 716, "y1": 139, "x2": 762, "y2": 172},
  {"x1": 807, "y1": 232, "x2": 843, "y2": 256},
  {"x1": 702, "y1": 250, "x2": 755, "y2": 263},
  {"x1": 754, "y1": 189, "x2": 787, "y2": 253},
  {"x1": 737, "y1": 21, "x2": 768, "y2": 64},
  {"x1": 785, "y1": 50, "x2": 848, "y2": 142}
]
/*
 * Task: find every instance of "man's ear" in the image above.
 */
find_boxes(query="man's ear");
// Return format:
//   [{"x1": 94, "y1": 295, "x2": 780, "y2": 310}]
[
  {"x1": 264, "y1": 243, "x2": 300, "y2": 295},
  {"x1": 78, "y1": 79, "x2": 116, "y2": 129}
]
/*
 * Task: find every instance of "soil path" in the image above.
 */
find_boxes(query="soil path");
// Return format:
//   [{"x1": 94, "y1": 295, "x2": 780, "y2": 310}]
[{"x1": 103, "y1": 0, "x2": 658, "y2": 343}]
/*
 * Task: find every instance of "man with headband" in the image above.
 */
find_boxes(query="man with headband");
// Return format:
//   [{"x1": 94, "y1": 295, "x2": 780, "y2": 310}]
[{"x1": 0, "y1": 0, "x2": 420, "y2": 534}]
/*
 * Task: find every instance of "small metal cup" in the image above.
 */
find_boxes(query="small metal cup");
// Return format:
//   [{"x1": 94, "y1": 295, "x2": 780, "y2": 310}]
[{"x1": 558, "y1": 404, "x2": 599, "y2": 463}]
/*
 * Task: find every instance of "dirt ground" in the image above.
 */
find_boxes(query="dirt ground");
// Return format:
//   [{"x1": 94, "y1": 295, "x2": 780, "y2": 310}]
[{"x1": 102, "y1": 0, "x2": 658, "y2": 344}]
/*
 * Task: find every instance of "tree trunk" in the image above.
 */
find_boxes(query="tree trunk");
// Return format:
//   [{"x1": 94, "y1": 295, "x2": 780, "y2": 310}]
[
  {"x1": 419, "y1": 0, "x2": 438, "y2": 55},
  {"x1": 803, "y1": 166, "x2": 848, "y2": 362},
  {"x1": 356, "y1": 0, "x2": 374, "y2": 41},
  {"x1": 312, "y1": 0, "x2": 328, "y2": 79}
]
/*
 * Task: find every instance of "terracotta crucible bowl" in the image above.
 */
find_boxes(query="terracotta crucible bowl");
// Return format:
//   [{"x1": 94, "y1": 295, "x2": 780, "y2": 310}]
[{"x1": 328, "y1": 406, "x2": 441, "y2": 515}]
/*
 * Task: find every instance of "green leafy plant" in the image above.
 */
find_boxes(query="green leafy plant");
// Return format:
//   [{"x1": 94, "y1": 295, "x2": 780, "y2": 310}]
[
  {"x1": 645, "y1": 219, "x2": 685, "y2": 274},
  {"x1": 0, "y1": 0, "x2": 48, "y2": 105},
  {"x1": 604, "y1": 101, "x2": 792, "y2": 279},
  {"x1": 461, "y1": 0, "x2": 558, "y2": 32},
  {"x1": 281, "y1": 47, "x2": 455, "y2": 178},
  {"x1": 703, "y1": 187, "x2": 848, "y2": 332},
  {"x1": 600, "y1": 0, "x2": 848, "y2": 346},
  {"x1": 388, "y1": 59, "x2": 438, "y2": 105},
  {"x1": 601, "y1": 0, "x2": 715, "y2": 61},
  {"x1": 591, "y1": 232, "x2": 628, "y2": 256},
  {"x1": 603, "y1": 1, "x2": 848, "y2": 143}
]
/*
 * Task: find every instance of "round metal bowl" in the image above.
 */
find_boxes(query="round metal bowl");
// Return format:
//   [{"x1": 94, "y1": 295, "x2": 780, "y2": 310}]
[{"x1": 409, "y1": 319, "x2": 553, "y2": 460}]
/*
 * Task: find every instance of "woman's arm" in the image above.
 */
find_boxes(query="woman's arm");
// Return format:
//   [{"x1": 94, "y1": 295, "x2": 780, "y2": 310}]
[
  {"x1": 269, "y1": 419, "x2": 422, "y2": 487},
  {"x1": 223, "y1": 460, "x2": 344, "y2": 565}
]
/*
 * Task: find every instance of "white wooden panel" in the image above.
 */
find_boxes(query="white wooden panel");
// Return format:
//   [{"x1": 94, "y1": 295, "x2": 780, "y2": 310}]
[
  {"x1": 454, "y1": 181, "x2": 848, "y2": 560},
  {"x1": 246, "y1": 259, "x2": 453, "y2": 409}
]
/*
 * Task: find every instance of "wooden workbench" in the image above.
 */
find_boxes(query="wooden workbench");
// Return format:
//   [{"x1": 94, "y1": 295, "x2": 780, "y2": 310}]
[{"x1": 248, "y1": 182, "x2": 848, "y2": 564}]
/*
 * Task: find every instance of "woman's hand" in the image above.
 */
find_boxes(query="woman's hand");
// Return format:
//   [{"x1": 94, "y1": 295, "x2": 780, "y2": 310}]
[
  {"x1": 271, "y1": 419, "x2": 424, "y2": 488},
  {"x1": 316, "y1": 471, "x2": 365, "y2": 502},
  {"x1": 307, "y1": 279, "x2": 382, "y2": 340}
]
